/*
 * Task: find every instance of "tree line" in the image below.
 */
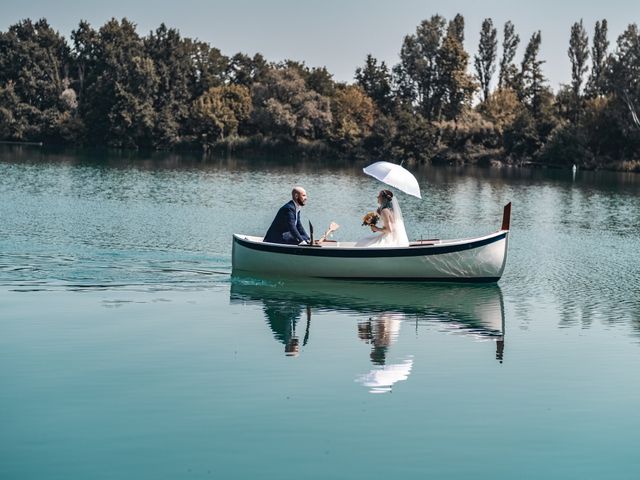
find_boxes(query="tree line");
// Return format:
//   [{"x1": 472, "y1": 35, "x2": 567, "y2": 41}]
[{"x1": 0, "y1": 15, "x2": 639, "y2": 169}]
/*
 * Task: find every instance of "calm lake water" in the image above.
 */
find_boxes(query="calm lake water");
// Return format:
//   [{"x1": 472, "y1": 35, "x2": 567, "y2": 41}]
[{"x1": 1, "y1": 146, "x2": 640, "y2": 479}]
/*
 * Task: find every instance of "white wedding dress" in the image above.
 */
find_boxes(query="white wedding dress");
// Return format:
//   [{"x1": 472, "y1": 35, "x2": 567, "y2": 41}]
[{"x1": 355, "y1": 197, "x2": 410, "y2": 247}]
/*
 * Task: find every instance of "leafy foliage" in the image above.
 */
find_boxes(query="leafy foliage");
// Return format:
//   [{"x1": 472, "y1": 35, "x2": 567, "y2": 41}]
[
  {"x1": 474, "y1": 18, "x2": 498, "y2": 103},
  {"x1": 519, "y1": 31, "x2": 547, "y2": 116},
  {"x1": 329, "y1": 85, "x2": 375, "y2": 150},
  {"x1": 0, "y1": 15, "x2": 639, "y2": 167},
  {"x1": 251, "y1": 67, "x2": 332, "y2": 140},
  {"x1": 586, "y1": 20, "x2": 609, "y2": 98},
  {"x1": 355, "y1": 54, "x2": 393, "y2": 113},
  {"x1": 498, "y1": 21, "x2": 520, "y2": 91},
  {"x1": 568, "y1": 20, "x2": 589, "y2": 99},
  {"x1": 192, "y1": 84, "x2": 251, "y2": 141}
]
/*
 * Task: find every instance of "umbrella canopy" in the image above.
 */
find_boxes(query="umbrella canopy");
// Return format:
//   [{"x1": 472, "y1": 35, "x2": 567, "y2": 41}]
[{"x1": 363, "y1": 161, "x2": 422, "y2": 199}]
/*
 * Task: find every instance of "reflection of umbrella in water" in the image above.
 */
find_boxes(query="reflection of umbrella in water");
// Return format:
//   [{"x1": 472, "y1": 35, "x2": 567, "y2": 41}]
[
  {"x1": 363, "y1": 161, "x2": 422, "y2": 199},
  {"x1": 356, "y1": 357, "x2": 414, "y2": 394}
]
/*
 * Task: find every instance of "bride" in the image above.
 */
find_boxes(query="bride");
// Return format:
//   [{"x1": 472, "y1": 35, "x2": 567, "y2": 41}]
[{"x1": 356, "y1": 189, "x2": 409, "y2": 247}]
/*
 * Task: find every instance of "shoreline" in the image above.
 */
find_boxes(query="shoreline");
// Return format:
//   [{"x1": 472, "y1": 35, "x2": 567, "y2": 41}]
[{"x1": 1, "y1": 140, "x2": 638, "y2": 174}]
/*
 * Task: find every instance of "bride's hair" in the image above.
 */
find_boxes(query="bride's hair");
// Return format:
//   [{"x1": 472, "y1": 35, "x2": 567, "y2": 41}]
[{"x1": 377, "y1": 189, "x2": 393, "y2": 213}]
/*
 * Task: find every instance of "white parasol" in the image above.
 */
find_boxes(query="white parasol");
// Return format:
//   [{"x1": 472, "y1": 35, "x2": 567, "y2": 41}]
[{"x1": 363, "y1": 161, "x2": 422, "y2": 199}]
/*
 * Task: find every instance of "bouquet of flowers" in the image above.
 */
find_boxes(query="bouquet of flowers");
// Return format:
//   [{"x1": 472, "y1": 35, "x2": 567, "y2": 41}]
[{"x1": 361, "y1": 211, "x2": 379, "y2": 227}]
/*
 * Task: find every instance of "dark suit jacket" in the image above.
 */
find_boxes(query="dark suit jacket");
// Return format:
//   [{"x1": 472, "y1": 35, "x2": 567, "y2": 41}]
[{"x1": 264, "y1": 200, "x2": 310, "y2": 244}]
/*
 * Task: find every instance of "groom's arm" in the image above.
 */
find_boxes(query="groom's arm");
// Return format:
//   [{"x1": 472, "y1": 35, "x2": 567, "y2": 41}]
[
  {"x1": 296, "y1": 214, "x2": 310, "y2": 241},
  {"x1": 286, "y1": 208, "x2": 305, "y2": 243}
]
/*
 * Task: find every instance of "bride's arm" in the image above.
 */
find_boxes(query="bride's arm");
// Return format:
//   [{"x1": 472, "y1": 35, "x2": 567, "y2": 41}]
[{"x1": 371, "y1": 209, "x2": 394, "y2": 233}]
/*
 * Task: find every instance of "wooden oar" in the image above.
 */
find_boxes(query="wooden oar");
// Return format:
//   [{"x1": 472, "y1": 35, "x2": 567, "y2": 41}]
[
  {"x1": 308, "y1": 221, "x2": 340, "y2": 245},
  {"x1": 318, "y1": 222, "x2": 340, "y2": 243}
]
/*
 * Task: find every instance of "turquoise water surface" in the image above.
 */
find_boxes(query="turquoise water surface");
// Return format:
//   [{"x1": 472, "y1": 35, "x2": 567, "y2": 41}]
[{"x1": 1, "y1": 147, "x2": 640, "y2": 479}]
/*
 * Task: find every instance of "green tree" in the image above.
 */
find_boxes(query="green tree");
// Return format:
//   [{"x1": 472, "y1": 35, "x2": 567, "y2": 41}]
[
  {"x1": 538, "y1": 122, "x2": 592, "y2": 165},
  {"x1": 436, "y1": 24, "x2": 477, "y2": 121},
  {"x1": 397, "y1": 15, "x2": 447, "y2": 118},
  {"x1": 355, "y1": 54, "x2": 393, "y2": 113},
  {"x1": 391, "y1": 58, "x2": 413, "y2": 106},
  {"x1": 604, "y1": 24, "x2": 640, "y2": 158},
  {"x1": 279, "y1": 59, "x2": 309, "y2": 79},
  {"x1": 0, "y1": 81, "x2": 28, "y2": 139},
  {"x1": 481, "y1": 87, "x2": 523, "y2": 131},
  {"x1": 389, "y1": 108, "x2": 438, "y2": 163},
  {"x1": 0, "y1": 19, "x2": 72, "y2": 141},
  {"x1": 275, "y1": 61, "x2": 336, "y2": 97},
  {"x1": 70, "y1": 20, "x2": 99, "y2": 102},
  {"x1": 0, "y1": 19, "x2": 70, "y2": 112},
  {"x1": 568, "y1": 19, "x2": 589, "y2": 118},
  {"x1": 82, "y1": 18, "x2": 159, "y2": 147},
  {"x1": 362, "y1": 112, "x2": 397, "y2": 159},
  {"x1": 227, "y1": 52, "x2": 267, "y2": 87},
  {"x1": 498, "y1": 21, "x2": 520, "y2": 90},
  {"x1": 449, "y1": 14, "x2": 465, "y2": 44},
  {"x1": 251, "y1": 67, "x2": 332, "y2": 140},
  {"x1": 187, "y1": 41, "x2": 228, "y2": 97},
  {"x1": 554, "y1": 84, "x2": 574, "y2": 120},
  {"x1": 145, "y1": 24, "x2": 213, "y2": 147},
  {"x1": 504, "y1": 89, "x2": 558, "y2": 160},
  {"x1": 581, "y1": 96, "x2": 621, "y2": 161},
  {"x1": 474, "y1": 18, "x2": 498, "y2": 102},
  {"x1": 306, "y1": 66, "x2": 335, "y2": 97},
  {"x1": 192, "y1": 84, "x2": 252, "y2": 141},
  {"x1": 329, "y1": 85, "x2": 375, "y2": 150},
  {"x1": 520, "y1": 31, "x2": 547, "y2": 116},
  {"x1": 586, "y1": 20, "x2": 609, "y2": 97},
  {"x1": 503, "y1": 110, "x2": 541, "y2": 159}
]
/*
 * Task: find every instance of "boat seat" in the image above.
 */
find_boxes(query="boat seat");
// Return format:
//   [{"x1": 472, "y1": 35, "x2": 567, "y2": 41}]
[{"x1": 409, "y1": 239, "x2": 439, "y2": 246}]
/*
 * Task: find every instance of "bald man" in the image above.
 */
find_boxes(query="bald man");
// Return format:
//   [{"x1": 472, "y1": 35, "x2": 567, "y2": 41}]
[{"x1": 263, "y1": 187, "x2": 311, "y2": 245}]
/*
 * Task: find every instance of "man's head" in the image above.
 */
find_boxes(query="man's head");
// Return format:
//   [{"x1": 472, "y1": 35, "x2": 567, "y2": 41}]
[
  {"x1": 285, "y1": 337, "x2": 300, "y2": 357},
  {"x1": 292, "y1": 186, "x2": 307, "y2": 207}
]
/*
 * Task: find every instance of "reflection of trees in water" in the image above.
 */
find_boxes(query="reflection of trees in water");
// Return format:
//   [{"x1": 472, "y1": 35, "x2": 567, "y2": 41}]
[
  {"x1": 556, "y1": 249, "x2": 640, "y2": 330},
  {"x1": 556, "y1": 298, "x2": 640, "y2": 342},
  {"x1": 514, "y1": 187, "x2": 640, "y2": 336},
  {"x1": 554, "y1": 280, "x2": 640, "y2": 334}
]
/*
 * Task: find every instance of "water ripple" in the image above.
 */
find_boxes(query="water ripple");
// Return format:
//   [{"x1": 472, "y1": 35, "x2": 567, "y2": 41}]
[{"x1": 1, "y1": 152, "x2": 639, "y2": 334}]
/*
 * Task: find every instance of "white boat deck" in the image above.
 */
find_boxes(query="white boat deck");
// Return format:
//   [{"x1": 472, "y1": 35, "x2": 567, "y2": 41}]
[{"x1": 238, "y1": 233, "x2": 507, "y2": 249}]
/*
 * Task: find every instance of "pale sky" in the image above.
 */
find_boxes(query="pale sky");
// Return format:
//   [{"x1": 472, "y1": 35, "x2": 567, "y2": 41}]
[{"x1": 2, "y1": 0, "x2": 639, "y2": 91}]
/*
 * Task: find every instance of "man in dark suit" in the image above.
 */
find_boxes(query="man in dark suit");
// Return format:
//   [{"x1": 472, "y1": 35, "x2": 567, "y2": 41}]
[{"x1": 264, "y1": 187, "x2": 311, "y2": 245}]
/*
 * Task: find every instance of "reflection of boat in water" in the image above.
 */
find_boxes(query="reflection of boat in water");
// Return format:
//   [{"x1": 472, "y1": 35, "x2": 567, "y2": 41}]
[
  {"x1": 230, "y1": 277, "x2": 505, "y2": 339},
  {"x1": 231, "y1": 277, "x2": 506, "y2": 393}
]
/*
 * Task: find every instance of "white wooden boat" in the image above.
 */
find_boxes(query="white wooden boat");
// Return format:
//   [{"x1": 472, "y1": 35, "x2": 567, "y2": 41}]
[{"x1": 232, "y1": 203, "x2": 511, "y2": 283}]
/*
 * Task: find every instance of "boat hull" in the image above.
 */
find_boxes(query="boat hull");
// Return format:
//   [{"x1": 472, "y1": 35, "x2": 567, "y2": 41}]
[{"x1": 232, "y1": 231, "x2": 509, "y2": 282}]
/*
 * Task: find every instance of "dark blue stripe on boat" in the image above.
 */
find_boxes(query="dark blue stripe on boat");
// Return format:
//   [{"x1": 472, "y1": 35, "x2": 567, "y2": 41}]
[
  {"x1": 233, "y1": 232, "x2": 507, "y2": 258},
  {"x1": 323, "y1": 277, "x2": 501, "y2": 283}
]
